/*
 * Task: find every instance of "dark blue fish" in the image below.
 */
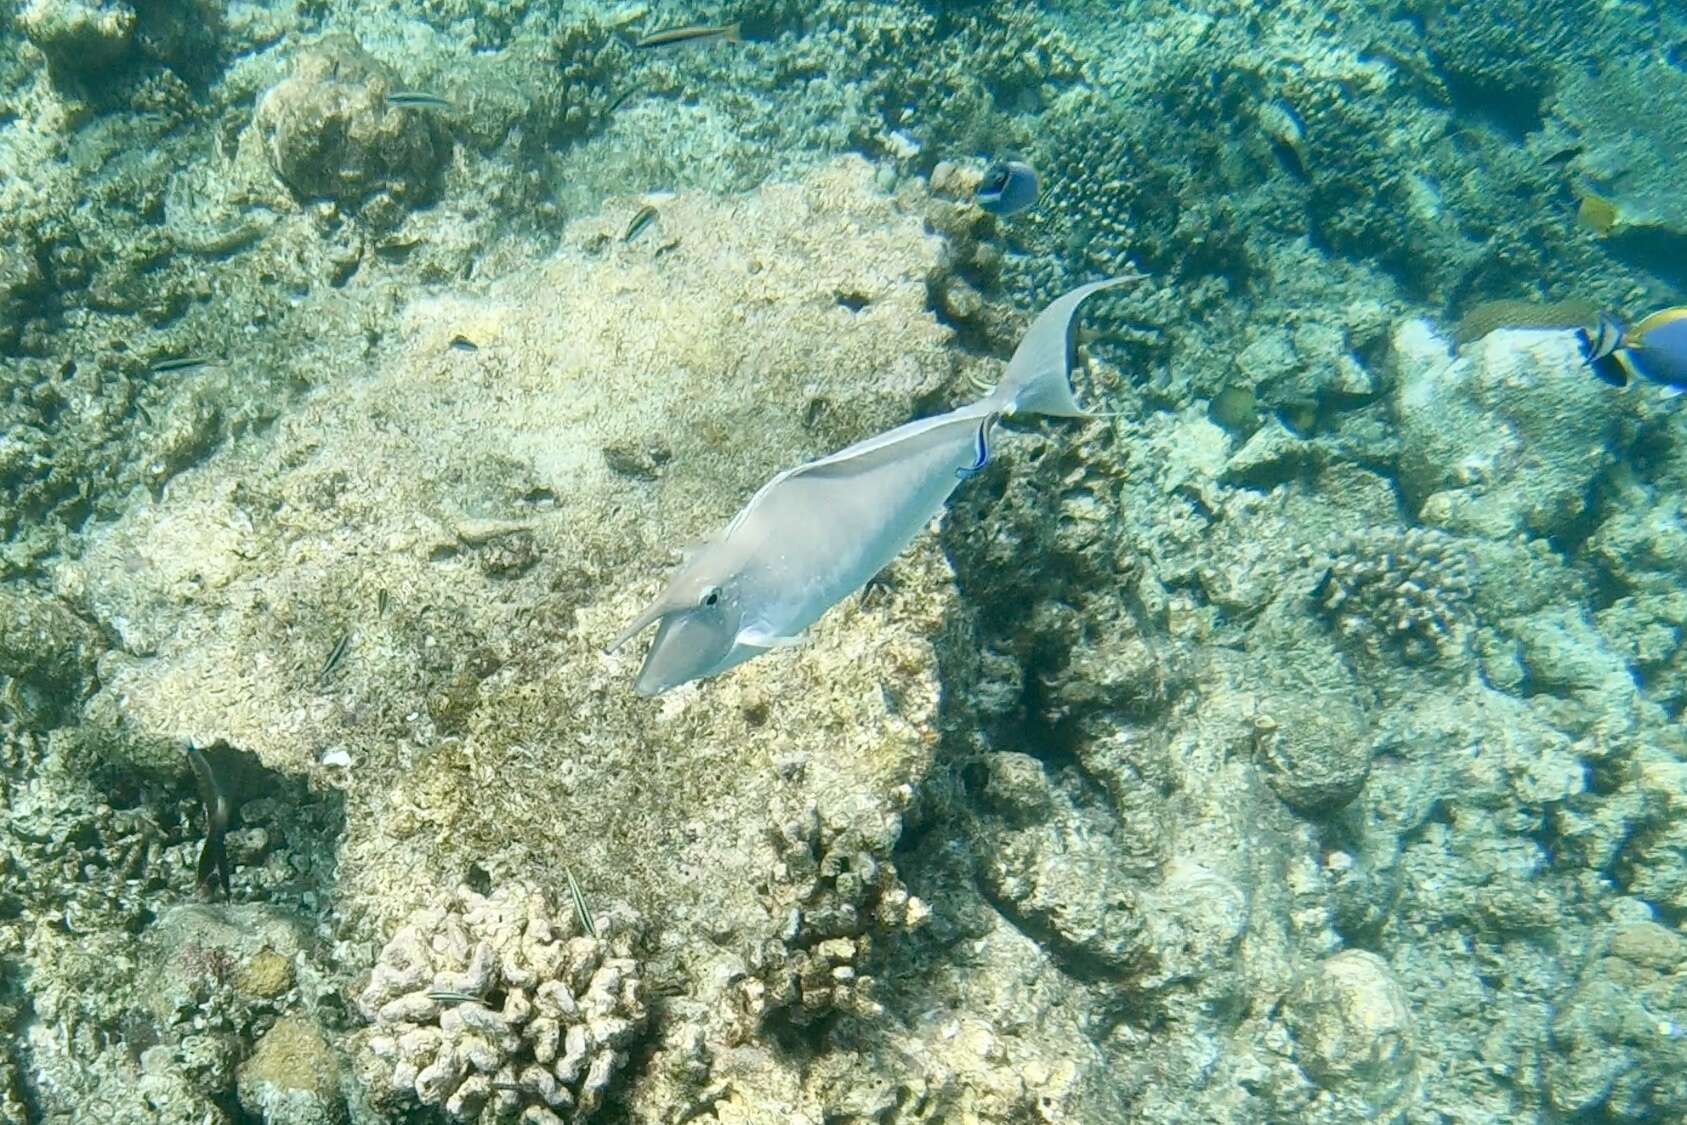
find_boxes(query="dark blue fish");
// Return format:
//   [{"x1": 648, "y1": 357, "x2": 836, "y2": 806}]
[
  {"x1": 1580, "y1": 307, "x2": 1687, "y2": 396},
  {"x1": 976, "y1": 160, "x2": 1039, "y2": 216}
]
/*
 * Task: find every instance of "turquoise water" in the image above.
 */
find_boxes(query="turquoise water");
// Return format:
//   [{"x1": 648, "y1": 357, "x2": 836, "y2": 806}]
[{"x1": 2, "y1": 2, "x2": 1685, "y2": 1122}]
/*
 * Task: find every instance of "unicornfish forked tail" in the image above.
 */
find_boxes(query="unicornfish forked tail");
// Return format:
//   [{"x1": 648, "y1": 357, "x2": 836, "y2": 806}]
[
  {"x1": 608, "y1": 275, "x2": 1141, "y2": 695},
  {"x1": 984, "y1": 274, "x2": 1142, "y2": 418}
]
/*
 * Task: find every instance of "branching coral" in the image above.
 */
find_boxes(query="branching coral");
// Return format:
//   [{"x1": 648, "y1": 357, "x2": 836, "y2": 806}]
[
  {"x1": 1313, "y1": 527, "x2": 1474, "y2": 663},
  {"x1": 358, "y1": 883, "x2": 647, "y2": 1123}
]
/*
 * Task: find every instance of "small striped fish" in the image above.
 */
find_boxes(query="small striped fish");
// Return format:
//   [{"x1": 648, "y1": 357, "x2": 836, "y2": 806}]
[{"x1": 634, "y1": 22, "x2": 740, "y2": 49}]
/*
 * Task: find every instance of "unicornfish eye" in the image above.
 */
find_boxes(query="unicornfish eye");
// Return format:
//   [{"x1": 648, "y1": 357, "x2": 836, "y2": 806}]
[{"x1": 701, "y1": 586, "x2": 720, "y2": 607}]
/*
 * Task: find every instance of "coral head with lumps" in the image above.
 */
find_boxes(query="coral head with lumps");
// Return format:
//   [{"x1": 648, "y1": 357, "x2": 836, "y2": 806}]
[
  {"x1": 1314, "y1": 526, "x2": 1474, "y2": 664},
  {"x1": 726, "y1": 797, "x2": 929, "y2": 1041},
  {"x1": 357, "y1": 882, "x2": 647, "y2": 1123}
]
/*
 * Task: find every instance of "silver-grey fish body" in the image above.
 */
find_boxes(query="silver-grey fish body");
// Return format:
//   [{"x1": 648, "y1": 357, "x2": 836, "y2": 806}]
[
  {"x1": 732, "y1": 408, "x2": 990, "y2": 666},
  {"x1": 610, "y1": 277, "x2": 1134, "y2": 695},
  {"x1": 614, "y1": 405, "x2": 997, "y2": 696}
]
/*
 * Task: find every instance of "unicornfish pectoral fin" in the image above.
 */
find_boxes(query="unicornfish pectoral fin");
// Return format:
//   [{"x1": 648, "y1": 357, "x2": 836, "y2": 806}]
[
  {"x1": 737, "y1": 625, "x2": 807, "y2": 649},
  {"x1": 987, "y1": 276, "x2": 1143, "y2": 419},
  {"x1": 606, "y1": 597, "x2": 672, "y2": 654}
]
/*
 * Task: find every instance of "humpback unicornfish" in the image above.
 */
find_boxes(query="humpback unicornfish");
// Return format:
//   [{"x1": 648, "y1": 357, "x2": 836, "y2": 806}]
[{"x1": 608, "y1": 277, "x2": 1139, "y2": 695}]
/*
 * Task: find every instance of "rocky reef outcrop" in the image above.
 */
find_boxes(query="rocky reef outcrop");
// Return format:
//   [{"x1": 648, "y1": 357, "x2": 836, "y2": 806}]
[{"x1": 250, "y1": 36, "x2": 450, "y2": 212}]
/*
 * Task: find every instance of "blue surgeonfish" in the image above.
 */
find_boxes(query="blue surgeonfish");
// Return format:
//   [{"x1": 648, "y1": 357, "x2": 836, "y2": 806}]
[
  {"x1": 976, "y1": 160, "x2": 1040, "y2": 216},
  {"x1": 1578, "y1": 307, "x2": 1687, "y2": 396},
  {"x1": 608, "y1": 277, "x2": 1138, "y2": 695}
]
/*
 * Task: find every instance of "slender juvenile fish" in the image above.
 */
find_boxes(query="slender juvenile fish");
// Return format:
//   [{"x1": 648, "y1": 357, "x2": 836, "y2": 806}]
[
  {"x1": 387, "y1": 91, "x2": 454, "y2": 110},
  {"x1": 426, "y1": 990, "x2": 480, "y2": 1004},
  {"x1": 316, "y1": 633, "x2": 351, "y2": 686},
  {"x1": 564, "y1": 865, "x2": 597, "y2": 939},
  {"x1": 376, "y1": 588, "x2": 389, "y2": 618},
  {"x1": 634, "y1": 22, "x2": 740, "y2": 48},
  {"x1": 448, "y1": 335, "x2": 479, "y2": 352},
  {"x1": 623, "y1": 205, "x2": 658, "y2": 243},
  {"x1": 609, "y1": 277, "x2": 1139, "y2": 695},
  {"x1": 606, "y1": 82, "x2": 646, "y2": 114},
  {"x1": 150, "y1": 356, "x2": 216, "y2": 374},
  {"x1": 185, "y1": 741, "x2": 233, "y2": 898}
]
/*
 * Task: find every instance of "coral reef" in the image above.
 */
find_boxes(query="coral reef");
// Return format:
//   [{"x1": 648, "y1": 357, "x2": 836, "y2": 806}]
[
  {"x1": 1280, "y1": 950, "x2": 1417, "y2": 1118},
  {"x1": 18, "y1": 0, "x2": 136, "y2": 77},
  {"x1": 1558, "y1": 55, "x2": 1687, "y2": 244},
  {"x1": 357, "y1": 883, "x2": 647, "y2": 1122},
  {"x1": 1253, "y1": 690, "x2": 1373, "y2": 814},
  {"x1": 1393, "y1": 321, "x2": 1623, "y2": 538},
  {"x1": 728, "y1": 796, "x2": 928, "y2": 1036},
  {"x1": 3, "y1": 0, "x2": 1687, "y2": 1120},
  {"x1": 1545, "y1": 917, "x2": 1687, "y2": 1118},
  {"x1": 0, "y1": 696, "x2": 346, "y2": 1120},
  {"x1": 0, "y1": 584, "x2": 103, "y2": 724},
  {"x1": 40, "y1": 160, "x2": 970, "y2": 1121}
]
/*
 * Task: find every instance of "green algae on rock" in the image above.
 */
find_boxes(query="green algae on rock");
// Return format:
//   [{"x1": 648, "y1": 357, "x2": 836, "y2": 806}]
[
  {"x1": 1559, "y1": 54, "x2": 1687, "y2": 245},
  {"x1": 1254, "y1": 691, "x2": 1373, "y2": 815},
  {"x1": 1452, "y1": 297, "x2": 1604, "y2": 346},
  {"x1": 18, "y1": 0, "x2": 137, "y2": 77},
  {"x1": 1283, "y1": 950, "x2": 1417, "y2": 1117},
  {"x1": 0, "y1": 584, "x2": 102, "y2": 724}
]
